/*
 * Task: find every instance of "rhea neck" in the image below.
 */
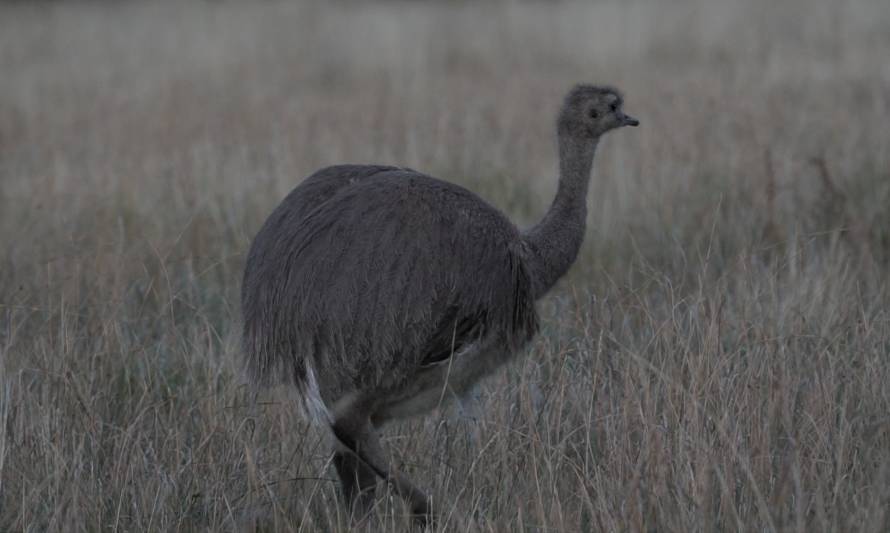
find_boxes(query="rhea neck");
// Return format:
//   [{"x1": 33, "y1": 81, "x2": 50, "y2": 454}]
[{"x1": 521, "y1": 132, "x2": 599, "y2": 299}]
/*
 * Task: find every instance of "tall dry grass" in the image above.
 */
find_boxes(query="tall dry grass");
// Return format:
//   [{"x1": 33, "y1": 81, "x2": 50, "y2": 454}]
[{"x1": 1, "y1": 0, "x2": 889, "y2": 531}]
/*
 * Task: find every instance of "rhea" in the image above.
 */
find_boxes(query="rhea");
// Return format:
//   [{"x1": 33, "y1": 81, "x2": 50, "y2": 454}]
[{"x1": 241, "y1": 84, "x2": 638, "y2": 524}]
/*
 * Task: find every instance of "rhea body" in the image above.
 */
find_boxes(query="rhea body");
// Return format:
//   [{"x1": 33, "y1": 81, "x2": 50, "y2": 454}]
[{"x1": 241, "y1": 85, "x2": 638, "y2": 522}]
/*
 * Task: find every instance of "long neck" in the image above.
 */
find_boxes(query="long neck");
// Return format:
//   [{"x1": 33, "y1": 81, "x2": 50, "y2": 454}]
[{"x1": 521, "y1": 134, "x2": 599, "y2": 299}]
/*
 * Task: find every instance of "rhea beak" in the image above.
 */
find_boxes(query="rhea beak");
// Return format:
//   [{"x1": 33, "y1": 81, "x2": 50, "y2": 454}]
[{"x1": 622, "y1": 113, "x2": 640, "y2": 127}]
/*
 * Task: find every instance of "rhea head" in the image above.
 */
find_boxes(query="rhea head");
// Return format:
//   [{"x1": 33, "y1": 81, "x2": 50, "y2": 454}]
[{"x1": 557, "y1": 84, "x2": 639, "y2": 139}]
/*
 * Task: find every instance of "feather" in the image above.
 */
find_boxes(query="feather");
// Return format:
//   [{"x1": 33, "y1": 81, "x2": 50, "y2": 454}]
[{"x1": 242, "y1": 166, "x2": 538, "y2": 404}]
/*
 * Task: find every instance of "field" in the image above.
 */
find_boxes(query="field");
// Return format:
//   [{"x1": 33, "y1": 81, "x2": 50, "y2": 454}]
[{"x1": 2, "y1": 0, "x2": 890, "y2": 531}]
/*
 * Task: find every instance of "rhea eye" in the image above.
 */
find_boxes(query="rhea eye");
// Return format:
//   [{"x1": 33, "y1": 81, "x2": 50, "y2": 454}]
[{"x1": 609, "y1": 103, "x2": 618, "y2": 112}]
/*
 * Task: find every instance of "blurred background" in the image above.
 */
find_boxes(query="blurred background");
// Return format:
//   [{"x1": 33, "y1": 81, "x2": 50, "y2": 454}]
[{"x1": 1, "y1": 0, "x2": 889, "y2": 531}]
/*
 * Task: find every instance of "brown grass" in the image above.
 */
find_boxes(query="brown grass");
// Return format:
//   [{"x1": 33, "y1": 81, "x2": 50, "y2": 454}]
[{"x1": 2, "y1": 0, "x2": 889, "y2": 531}]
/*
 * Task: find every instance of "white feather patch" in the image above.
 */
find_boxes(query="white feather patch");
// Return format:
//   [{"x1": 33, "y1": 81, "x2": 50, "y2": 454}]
[{"x1": 301, "y1": 364, "x2": 332, "y2": 424}]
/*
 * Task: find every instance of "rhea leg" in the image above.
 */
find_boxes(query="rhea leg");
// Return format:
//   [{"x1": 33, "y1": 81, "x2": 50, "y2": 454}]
[
  {"x1": 332, "y1": 448, "x2": 377, "y2": 518},
  {"x1": 332, "y1": 410, "x2": 435, "y2": 525}
]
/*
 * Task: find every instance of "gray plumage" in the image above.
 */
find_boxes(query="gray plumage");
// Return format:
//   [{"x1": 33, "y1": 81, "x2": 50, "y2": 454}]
[
  {"x1": 242, "y1": 166, "x2": 537, "y2": 401},
  {"x1": 241, "y1": 84, "x2": 638, "y2": 524}
]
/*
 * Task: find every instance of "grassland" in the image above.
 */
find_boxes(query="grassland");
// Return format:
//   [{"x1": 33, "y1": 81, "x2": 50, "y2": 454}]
[{"x1": 1, "y1": 0, "x2": 889, "y2": 531}]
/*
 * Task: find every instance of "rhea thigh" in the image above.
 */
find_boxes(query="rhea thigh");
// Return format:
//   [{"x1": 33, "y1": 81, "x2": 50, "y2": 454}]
[
  {"x1": 372, "y1": 341, "x2": 510, "y2": 424},
  {"x1": 371, "y1": 365, "x2": 455, "y2": 423}
]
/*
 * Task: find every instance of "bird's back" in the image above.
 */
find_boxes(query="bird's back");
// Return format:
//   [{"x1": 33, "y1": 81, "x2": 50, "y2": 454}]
[{"x1": 242, "y1": 165, "x2": 538, "y2": 401}]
